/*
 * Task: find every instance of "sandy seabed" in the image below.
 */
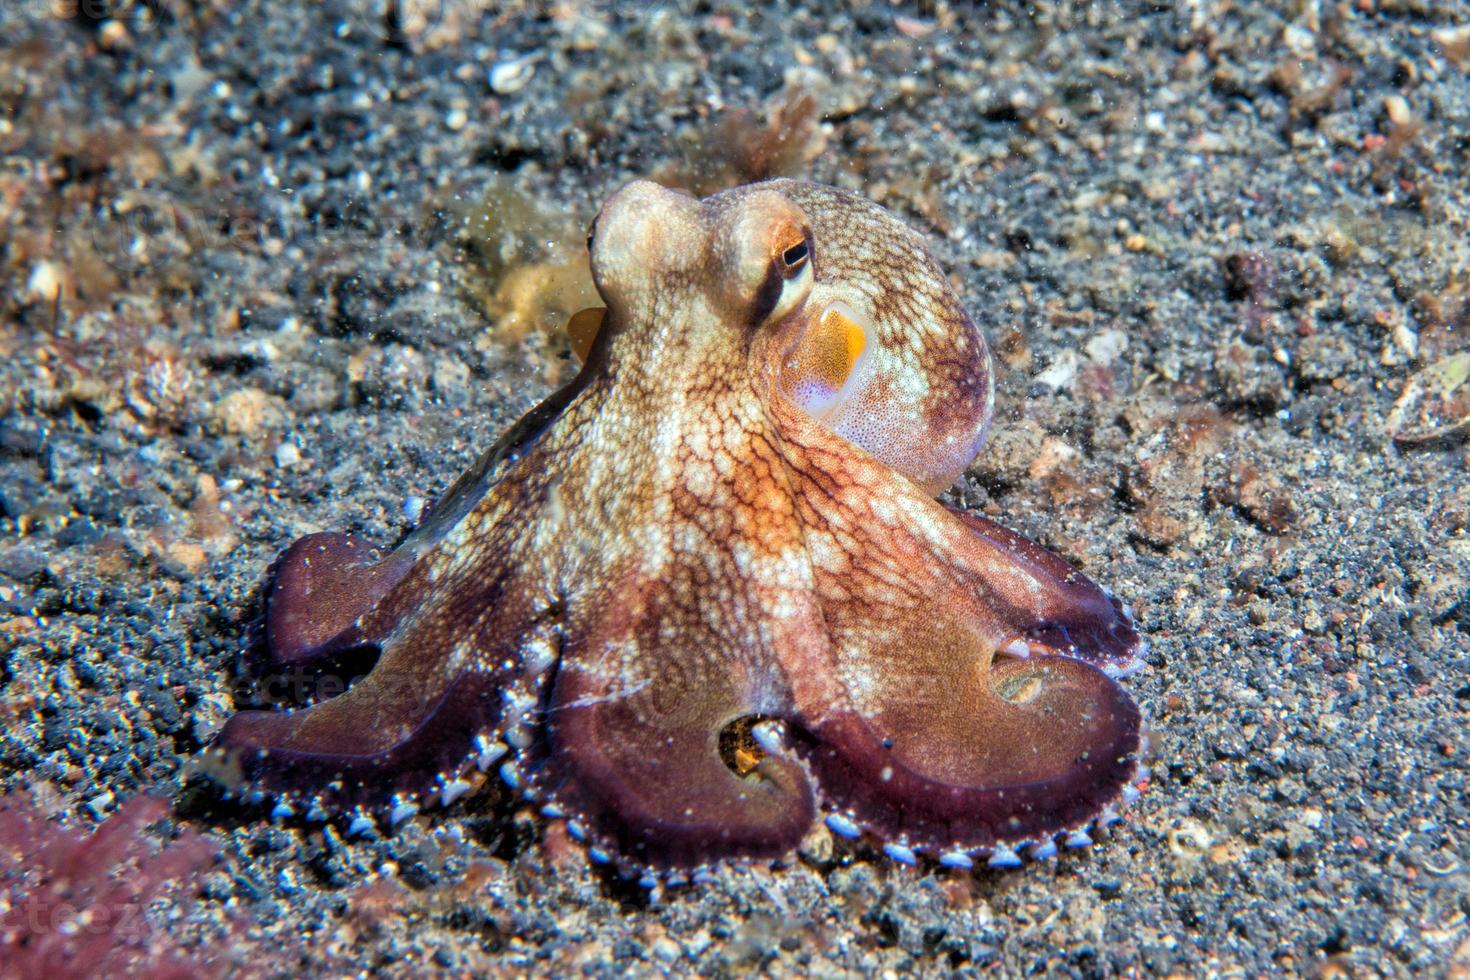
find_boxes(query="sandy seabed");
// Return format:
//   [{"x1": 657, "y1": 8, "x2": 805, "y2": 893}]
[{"x1": 1, "y1": 1, "x2": 1467, "y2": 976}]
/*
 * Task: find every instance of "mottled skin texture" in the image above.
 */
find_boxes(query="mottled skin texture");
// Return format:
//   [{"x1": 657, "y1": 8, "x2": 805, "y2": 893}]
[{"x1": 213, "y1": 179, "x2": 1145, "y2": 871}]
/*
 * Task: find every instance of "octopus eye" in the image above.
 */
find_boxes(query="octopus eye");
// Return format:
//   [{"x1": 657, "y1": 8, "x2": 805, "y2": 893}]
[
  {"x1": 780, "y1": 240, "x2": 809, "y2": 276},
  {"x1": 779, "y1": 300, "x2": 873, "y2": 421},
  {"x1": 750, "y1": 226, "x2": 815, "y2": 324}
]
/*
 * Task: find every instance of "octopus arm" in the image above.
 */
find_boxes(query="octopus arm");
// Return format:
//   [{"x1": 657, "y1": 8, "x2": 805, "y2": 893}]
[
  {"x1": 216, "y1": 520, "x2": 541, "y2": 809},
  {"x1": 775, "y1": 403, "x2": 1143, "y2": 851},
  {"x1": 939, "y1": 507, "x2": 1143, "y2": 670},
  {"x1": 259, "y1": 531, "x2": 417, "y2": 673},
  {"x1": 533, "y1": 566, "x2": 817, "y2": 870}
]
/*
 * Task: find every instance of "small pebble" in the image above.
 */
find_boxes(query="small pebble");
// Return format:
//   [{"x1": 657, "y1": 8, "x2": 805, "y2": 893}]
[
  {"x1": 274, "y1": 441, "x2": 301, "y2": 468},
  {"x1": 24, "y1": 262, "x2": 61, "y2": 305}
]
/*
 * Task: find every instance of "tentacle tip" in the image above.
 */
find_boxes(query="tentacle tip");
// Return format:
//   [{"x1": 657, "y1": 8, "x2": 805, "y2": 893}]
[
  {"x1": 1065, "y1": 827, "x2": 1095, "y2": 849},
  {"x1": 882, "y1": 842, "x2": 918, "y2": 866},
  {"x1": 1102, "y1": 657, "x2": 1147, "y2": 679}
]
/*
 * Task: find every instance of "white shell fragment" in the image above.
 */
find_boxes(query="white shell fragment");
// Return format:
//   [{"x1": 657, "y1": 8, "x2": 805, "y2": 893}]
[
  {"x1": 750, "y1": 720, "x2": 785, "y2": 756},
  {"x1": 1386, "y1": 352, "x2": 1470, "y2": 446},
  {"x1": 489, "y1": 55, "x2": 537, "y2": 94}
]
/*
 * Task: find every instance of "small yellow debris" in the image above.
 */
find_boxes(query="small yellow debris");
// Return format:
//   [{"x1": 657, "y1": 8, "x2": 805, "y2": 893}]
[{"x1": 165, "y1": 541, "x2": 208, "y2": 577}]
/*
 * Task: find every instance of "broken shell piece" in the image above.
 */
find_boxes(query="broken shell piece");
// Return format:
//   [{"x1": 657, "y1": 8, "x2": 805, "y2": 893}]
[{"x1": 1386, "y1": 352, "x2": 1470, "y2": 447}]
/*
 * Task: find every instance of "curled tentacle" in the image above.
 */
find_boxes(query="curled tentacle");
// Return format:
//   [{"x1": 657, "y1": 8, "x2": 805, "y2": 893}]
[
  {"x1": 532, "y1": 561, "x2": 821, "y2": 869},
  {"x1": 772, "y1": 399, "x2": 1143, "y2": 853}
]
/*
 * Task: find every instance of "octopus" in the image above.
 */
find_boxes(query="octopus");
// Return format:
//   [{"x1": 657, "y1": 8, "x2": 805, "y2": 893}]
[{"x1": 213, "y1": 179, "x2": 1147, "y2": 874}]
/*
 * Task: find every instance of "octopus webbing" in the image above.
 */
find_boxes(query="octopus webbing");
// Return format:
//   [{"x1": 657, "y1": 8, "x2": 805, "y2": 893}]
[{"x1": 213, "y1": 178, "x2": 1147, "y2": 873}]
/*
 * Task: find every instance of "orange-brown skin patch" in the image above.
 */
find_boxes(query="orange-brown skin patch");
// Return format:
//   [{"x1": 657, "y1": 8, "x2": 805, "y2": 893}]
[{"x1": 212, "y1": 179, "x2": 1145, "y2": 873}]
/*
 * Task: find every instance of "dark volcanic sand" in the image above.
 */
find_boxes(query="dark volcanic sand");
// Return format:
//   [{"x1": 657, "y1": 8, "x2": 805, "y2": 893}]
[{"x1": 1, "y1": 1, "x2": 1468, "y2": 976}]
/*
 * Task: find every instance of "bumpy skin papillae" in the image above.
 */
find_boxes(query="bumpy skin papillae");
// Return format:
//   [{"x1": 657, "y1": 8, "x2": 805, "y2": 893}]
[{"x1": 213, "y1": 178, "x2": 1145, "y2": 871}]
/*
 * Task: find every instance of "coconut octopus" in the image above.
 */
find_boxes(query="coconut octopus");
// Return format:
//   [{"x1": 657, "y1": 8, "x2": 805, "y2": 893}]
[{"x1": 212, "y1": 178, "x2": 1147, "y2": 875}]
